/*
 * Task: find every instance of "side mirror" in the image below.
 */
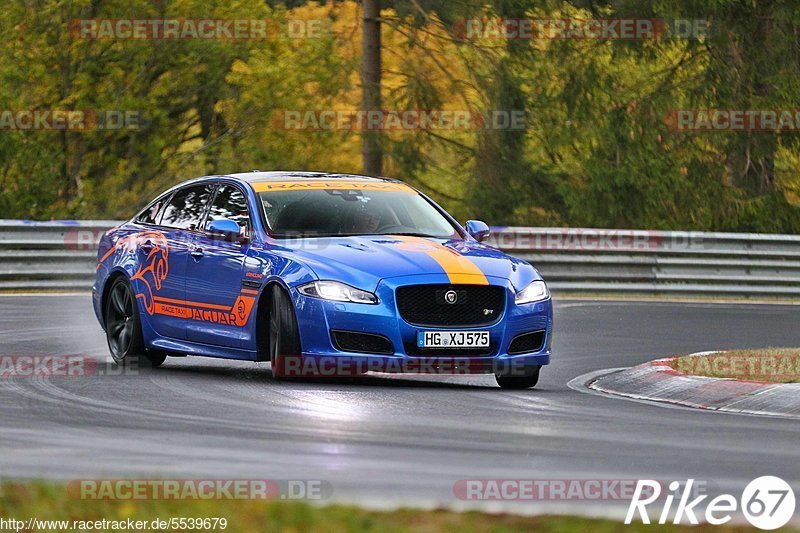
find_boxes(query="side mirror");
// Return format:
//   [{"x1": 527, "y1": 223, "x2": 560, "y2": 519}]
[
  {"x1": 207, "y1": 218, "x2": 245, "y2": 243},
  {"x1": 465, "y1": 220, "x2": 490, "y2": 242}
]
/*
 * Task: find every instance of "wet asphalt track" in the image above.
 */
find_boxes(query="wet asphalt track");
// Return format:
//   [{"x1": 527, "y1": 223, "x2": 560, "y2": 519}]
[{"x1": 1, "y1": 294, "x2": 799, "y2": 516}]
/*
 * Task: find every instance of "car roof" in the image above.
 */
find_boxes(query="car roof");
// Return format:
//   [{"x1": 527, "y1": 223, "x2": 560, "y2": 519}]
[{"x1": 217, "y1": 170, "x2": 403, "y2": 184}]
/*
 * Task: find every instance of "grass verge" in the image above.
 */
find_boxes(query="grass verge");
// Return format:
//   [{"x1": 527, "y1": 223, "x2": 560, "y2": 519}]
[{"x1": 0, "y1": 482, "x2": 770, "y2": 532}]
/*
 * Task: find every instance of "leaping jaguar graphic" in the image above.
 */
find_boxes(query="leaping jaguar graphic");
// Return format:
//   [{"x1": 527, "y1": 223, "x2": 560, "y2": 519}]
[{"x1": 129, "y1": 232, "x2": 169, "y2": 315}]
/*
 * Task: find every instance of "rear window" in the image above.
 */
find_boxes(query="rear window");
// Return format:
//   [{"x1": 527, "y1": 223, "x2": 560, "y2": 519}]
[{"x1": 136, "y1": 196, "x2": 167, "y2": 225}]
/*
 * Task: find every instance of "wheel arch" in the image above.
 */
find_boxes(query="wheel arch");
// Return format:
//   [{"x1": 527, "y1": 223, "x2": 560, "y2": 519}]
[
  {"x1": 255, "y1": 281, "x2": 279, "y2": 362},
  {"x1": 255, "y1": 280, "x2": 300, "y2": 362}
]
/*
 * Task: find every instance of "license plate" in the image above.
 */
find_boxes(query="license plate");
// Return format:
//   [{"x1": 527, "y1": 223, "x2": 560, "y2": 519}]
[{"x1": 417, "y1": 331, "x2": 490, "y2": 348}]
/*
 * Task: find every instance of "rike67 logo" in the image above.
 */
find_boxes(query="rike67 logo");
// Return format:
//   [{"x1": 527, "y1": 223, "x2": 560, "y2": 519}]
[{"x1": 626, "y1": 477, "x2": 795, "y2": 530}]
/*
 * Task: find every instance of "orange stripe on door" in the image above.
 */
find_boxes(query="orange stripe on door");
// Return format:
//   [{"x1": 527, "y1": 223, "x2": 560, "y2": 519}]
[
  {"x1": 150, "y1": 294, "x2": 256, "y2": 327},
  {"x1": 393, "y1": 236, "x2": 488, "y2": 285},
  {"x1": 152, "y1": 295, "x2": 231, "y2": 311}
]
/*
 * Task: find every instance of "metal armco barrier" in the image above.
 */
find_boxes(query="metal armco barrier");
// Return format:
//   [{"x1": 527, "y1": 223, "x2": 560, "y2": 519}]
[
  {"x1": 1, "y1": 220, "x2": 799, "y2": 298},
  {"x1": 485, "y1": 227, "x2": 800, "y2": 297},
  {"x1": 0, "y1": 220, "x2": 119, "y2": 291}
]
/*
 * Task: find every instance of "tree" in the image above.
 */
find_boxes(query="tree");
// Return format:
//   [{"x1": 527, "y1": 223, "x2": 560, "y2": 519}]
[{"x1": 361, "y1": 0, "x2": 383, "y2": 176}]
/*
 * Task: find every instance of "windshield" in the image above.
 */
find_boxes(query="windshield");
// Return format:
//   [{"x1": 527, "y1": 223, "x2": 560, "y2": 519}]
[{"x1": 258, "y1": 185, "x2": 460, "y2": 239}]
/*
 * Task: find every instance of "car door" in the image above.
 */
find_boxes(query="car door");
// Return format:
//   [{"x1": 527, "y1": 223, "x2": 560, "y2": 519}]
[
  {"x1": 184, "y1": 182, "x2": 253, "y2": 349},
  {"x1": 143, "y1": 182, "x2": 216, "y2": 340}
]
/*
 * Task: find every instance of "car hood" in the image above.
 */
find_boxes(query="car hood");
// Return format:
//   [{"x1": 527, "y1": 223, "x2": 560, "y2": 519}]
[{"x1": 271, "y1": 235, "x2": 542, "y2": 292}]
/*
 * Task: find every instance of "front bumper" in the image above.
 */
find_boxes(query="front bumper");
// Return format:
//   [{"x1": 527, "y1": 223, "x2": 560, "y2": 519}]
[{"x1": 290, "y1": 274, "x2": 552, "y2": 374}]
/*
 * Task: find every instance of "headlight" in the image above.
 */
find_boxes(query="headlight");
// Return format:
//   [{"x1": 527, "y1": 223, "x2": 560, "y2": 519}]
[
  {"x1": 298, "y1": 281, "x2": 378, "y2": 304},
  {"x1": 515, "y1": 280, "x2": 550, "y2": 305}
]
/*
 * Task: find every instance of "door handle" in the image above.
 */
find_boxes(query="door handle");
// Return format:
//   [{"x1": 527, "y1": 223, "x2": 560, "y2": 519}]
[
  {"x1": 140, "y1": 240, "x2": 154, "y2": 253},
  {"x1": 190, "y1": 248, "x2": 204, "y2": 260}
]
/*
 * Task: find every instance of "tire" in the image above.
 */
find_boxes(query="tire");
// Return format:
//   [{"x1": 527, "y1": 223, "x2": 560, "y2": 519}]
[
  {"x1": 104, "y1": 277, "x2": 165, "y2": 368},
  {"x1": 495, "y1": 366, "x2": 541, "y2": 389},
  {"x1": 268, "y1": 285, "x2": 302, "y2": 379},
  {"x1": 146, "y1": 349, "x2": 168, "y2": 367}
]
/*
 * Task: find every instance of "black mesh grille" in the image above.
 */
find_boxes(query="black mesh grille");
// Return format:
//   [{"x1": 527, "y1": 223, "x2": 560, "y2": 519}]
[
  {"x1": 508, "y1": 330, "x2": 546, "y2": 355},
  {"x1": 396, "y1": 284, "x2": 505, "y2": 327},
  {"x1": 331, "y1": 330, "x2": 394, "y2": 355}
]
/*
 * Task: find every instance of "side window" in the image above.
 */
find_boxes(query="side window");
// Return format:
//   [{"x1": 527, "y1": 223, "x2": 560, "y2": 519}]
[
  {"x1": 137, "y1": 197, "x2": 167, "y2": 225},
  {"x1": 160, "y1": 184, "x2": 215, "y2": 231},
  {"x1": 206, "y1": 185, "x2": 251, "y2": 237}
]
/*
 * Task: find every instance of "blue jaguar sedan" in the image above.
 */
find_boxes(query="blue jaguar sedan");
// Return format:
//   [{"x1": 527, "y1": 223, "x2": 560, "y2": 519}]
[{"x1": 93, "y1": 171, "x2": 552, "y2": 388}]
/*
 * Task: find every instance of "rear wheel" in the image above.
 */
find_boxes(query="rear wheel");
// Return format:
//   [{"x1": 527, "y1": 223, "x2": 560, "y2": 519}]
[
  {"x1": 105, "y1": 277, "x2": 165, "y2": 368},
  {"x1": 495, "y1": 366, "x2": 540, "y2": 389},
  {"x1": 269, "y1": 285, "x2": 302, "y2": 379}
]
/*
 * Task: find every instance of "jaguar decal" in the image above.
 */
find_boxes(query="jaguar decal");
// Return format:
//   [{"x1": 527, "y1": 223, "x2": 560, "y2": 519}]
[{"x1": 98, "y1": 230, "x2": 255, "y2": 326}]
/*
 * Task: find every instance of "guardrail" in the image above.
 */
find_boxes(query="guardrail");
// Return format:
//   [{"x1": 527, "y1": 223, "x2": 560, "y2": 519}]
[
  {"x1": 0, "y1": 220, "x2": 118, "y2": 291},
  {"x1": 485, "y1": 227, "x2": 800, "y2": 297},
  {"x1": 1, "y1": 221, "x2": 799, "y2": 298}
]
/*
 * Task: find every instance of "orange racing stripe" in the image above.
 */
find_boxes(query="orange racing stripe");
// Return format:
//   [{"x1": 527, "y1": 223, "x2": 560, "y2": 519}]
[{"x1": 393, "y1": 236, "x2": 488, "y2": 285}]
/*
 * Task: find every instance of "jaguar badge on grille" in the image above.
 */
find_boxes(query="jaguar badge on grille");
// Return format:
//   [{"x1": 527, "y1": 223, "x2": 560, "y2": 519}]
[{"x1": 444, "y1": 290, "x2": 458, "y2": 304}]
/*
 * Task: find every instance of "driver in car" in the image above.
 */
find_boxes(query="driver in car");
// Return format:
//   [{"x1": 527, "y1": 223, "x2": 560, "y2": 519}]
[{"x1": 349, "y1": 202, "x2": 381, "y2": 234}]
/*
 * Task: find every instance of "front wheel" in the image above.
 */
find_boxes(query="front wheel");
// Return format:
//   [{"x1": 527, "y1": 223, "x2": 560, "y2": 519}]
[
  {"x1": 495, "y1": 366, "x2": 540, "y2": 389},
  {"x1": 104, "y1": 277, "x2": 165, "y2": 368},
  {"x1": 269, "y1": 285, "x2": 302, "y2": 379}
]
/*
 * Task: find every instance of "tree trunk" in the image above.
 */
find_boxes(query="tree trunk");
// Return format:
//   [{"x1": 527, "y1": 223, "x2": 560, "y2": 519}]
[{"x1": 361, "y1": 0, "x2": 382, "y2": 176}]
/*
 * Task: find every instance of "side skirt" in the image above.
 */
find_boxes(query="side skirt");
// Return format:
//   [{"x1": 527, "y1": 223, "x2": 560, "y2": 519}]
[{"x1": 150, "y1": 338, "x2": 258, "y2": 361}]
